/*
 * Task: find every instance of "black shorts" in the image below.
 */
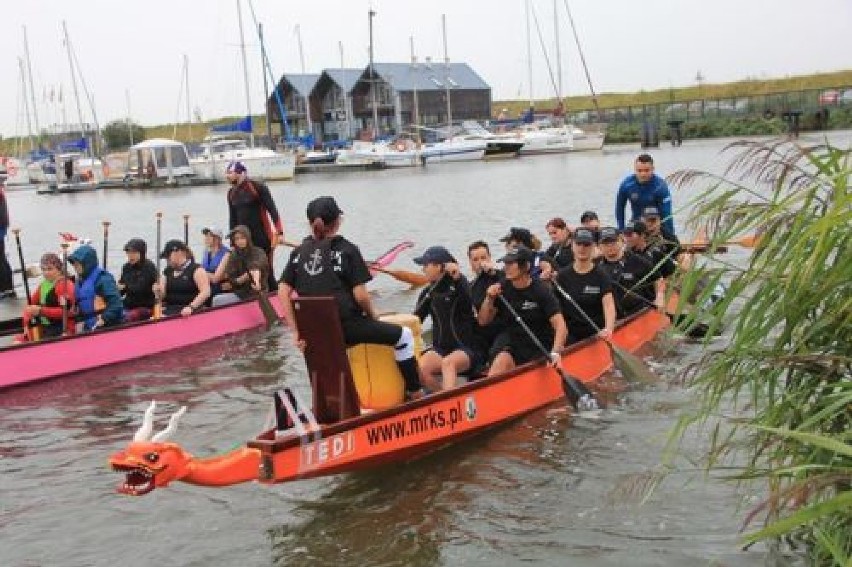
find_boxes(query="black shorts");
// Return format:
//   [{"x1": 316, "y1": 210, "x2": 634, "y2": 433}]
[
  {"x1": 340, "y1": 316, "x2": 403, "y2": 347},
  {"x1": 428, "y1": 344, "x2": 487, "y2": 376},
  {"x1": 491, "y1": 331, "x2": 545, "y2": 366}
]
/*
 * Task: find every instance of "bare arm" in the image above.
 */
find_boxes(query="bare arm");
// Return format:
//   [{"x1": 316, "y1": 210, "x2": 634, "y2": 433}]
[
  {"x1": 549, "y1": 312, "x2": 567, "y2": 353},
  {"x1": 352, "y1": 284, "x2": 377, "y2": 319},
  {"x1": 477, "y1": 283, "x2": 501, "y2": 326},
  {"x1": 602, "y1": 292, "x2": 616, "y2": 336},
  {"x1": 211, "y1": 254, "x2": 229, "y2": 284}
]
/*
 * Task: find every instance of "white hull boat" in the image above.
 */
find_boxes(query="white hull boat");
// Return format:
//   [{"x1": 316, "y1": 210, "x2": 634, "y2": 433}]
[{"x1": 191, "y1": 138, "x2": 296, "y2": 181}]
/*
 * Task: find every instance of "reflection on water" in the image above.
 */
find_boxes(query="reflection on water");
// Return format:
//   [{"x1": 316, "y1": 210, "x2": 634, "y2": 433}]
[{"x1": 0, "y1": 136, "x2": 819, "y2": 566}]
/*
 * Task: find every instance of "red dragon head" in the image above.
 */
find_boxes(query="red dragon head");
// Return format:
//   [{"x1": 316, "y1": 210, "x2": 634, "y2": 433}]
[{"x1": 109, "y1": 402, "x2": 192, "y2": 496}]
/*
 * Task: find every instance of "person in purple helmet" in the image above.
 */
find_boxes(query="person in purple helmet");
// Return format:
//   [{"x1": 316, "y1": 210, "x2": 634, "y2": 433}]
[{"x1": 225, "y1": 160, "x2": 284, "y2": 290}]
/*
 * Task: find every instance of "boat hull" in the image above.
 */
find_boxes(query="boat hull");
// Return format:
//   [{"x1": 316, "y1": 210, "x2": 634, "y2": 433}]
[
  {"x1": 191, "y1": 153, "x2": 296, "y2": 182},
  {"x1": 248, "y1": 308, "x2": 669, "y2": 484},
  {"x1": 0, "y1": 296, "x2": 280, "y2": 389}
]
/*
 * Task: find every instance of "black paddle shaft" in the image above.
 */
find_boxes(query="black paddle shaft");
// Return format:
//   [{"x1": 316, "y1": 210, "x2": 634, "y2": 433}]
[
  {"x1": 495, "y1": 294, "x2": 598, "y2": 411},
  {"x1": 12, "y1": 230, "x2": 31, "y2": 302}
]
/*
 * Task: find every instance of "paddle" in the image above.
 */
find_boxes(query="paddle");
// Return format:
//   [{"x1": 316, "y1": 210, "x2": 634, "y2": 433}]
[
  {"x1": 183, "y1": 214, "x2": 190, "y2": 245},
  {"x1": 102, "y1": 221, "x2": 111, "y2": 270},
  {"x1": 12, "y1": 228, "x2": 39, "y2": 341},
  {"x1": 60, "y1": 242, "x2": 71, "y2": 336},
  {"x1": 682, "y1": 234, "x2": 760, "y2": 250},
  {"x1": 553, "y1": 281, "x2": 658, "y2": 385},
  {"x1": 250, "y1": 269, "x2": 279, "y2": 329},
  {"x1": 152, "y1": 212, "x2": 163, "y2": 319},
  {"x1": 496, "y1": 294, "x2": 599, "y2": 412}
]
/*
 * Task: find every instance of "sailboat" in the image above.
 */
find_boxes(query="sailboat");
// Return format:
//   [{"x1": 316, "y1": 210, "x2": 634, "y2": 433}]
[{"x1": 190, "y1": 0, "x2": 295, "y2": 182}]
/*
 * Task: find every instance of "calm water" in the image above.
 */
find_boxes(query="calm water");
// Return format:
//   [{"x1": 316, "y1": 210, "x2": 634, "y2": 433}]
[{"x1": 2, "y1": 133, "x2": 849, "y2": 567}]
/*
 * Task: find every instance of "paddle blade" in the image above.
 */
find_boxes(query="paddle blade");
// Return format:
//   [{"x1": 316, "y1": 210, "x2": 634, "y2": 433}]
[
  {"x1": 737, "y1": 233, "x2": 762, "y2": 248},
  {"x1": 608, "y1": 343, "x2": 658, "y2": 385},
  {"x1": 557, "y1": 367, "x2": 599, "y2": 411},
  {"x1": 258, "y1": 293, "x2": 279, "y2": 329}
]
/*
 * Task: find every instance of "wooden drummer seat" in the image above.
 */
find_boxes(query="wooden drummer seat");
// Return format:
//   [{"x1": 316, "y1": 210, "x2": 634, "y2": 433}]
[{"x1": 292, "y1": 296, "x2": 361, "y2": 424}]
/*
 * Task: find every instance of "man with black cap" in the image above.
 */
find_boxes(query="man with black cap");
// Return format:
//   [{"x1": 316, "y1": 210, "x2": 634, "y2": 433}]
[
  {"x1": 118, "y1": 238, "x2": 158, "y2": 321},
  {"x1": 554, "y1": 228, "x2": 616, "y2": 343},
  {"x1": 596, "y1": 227, "x2": 664, "y2": 316},
  {"x1": 413, "y1": 245, "x2": 485, "y2": 390},
  {"x1": 225, "y1": 160, "x2": 284, "y2": 290},
  {"x1": 615, "y1": 153, "x2": 675, "y2": 235},
  {"x1": 624, "y1": 220, "x2": 676, "y2": 282},
  {"x1": 279, "y1": 196, "x2": 425, "y2": 399},
  {"x1": 478, "y1": 245, "x2": 566, "y2": 376}
]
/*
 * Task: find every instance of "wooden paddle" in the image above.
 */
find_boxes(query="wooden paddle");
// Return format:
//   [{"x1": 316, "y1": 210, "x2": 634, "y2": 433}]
[
  {"x1": 102, "y1": 221, "x2": 111, "y2": 270},
  {"x1": 12, "y1": 228, "x2": 40, "y2": 341},
  {"x1": 682, "y1": 234, "x2": 760, "y2": 250},
  {"x1": 553, "y1": 282, "x2": 658, "y2": 385},
  {"x1": 282, "y1": 239, "x2": 429, "y2": 288},
  {"x1": 152, "y1": 212, "x2": 164, "y2": 319},
  {"x1": 250, "y1": 269, "x2": 279, "y2": 329},
  {"x1": 496, "y1": 294, "x2": 599, "y2": 412}
]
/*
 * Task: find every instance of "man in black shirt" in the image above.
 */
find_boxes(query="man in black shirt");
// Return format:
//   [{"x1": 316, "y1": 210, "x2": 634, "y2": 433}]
[
  {"x1": 624, "y1": 220, "x2": 676, "y2": 281},
  {"x1": 477, "y1": 246, "x2": 566, "y2": 376},
  {"x1": 596, "y1": 227, "x2": 663, "y2": 317},
  {"x1": 642, "y1": 206, "x2": 681, "y2": 261}
]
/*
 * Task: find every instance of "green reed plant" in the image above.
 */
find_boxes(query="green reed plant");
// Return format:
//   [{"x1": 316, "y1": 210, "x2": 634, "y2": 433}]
[{"x1": 668, "y1": 139, "x2": 851, "y2": 566}]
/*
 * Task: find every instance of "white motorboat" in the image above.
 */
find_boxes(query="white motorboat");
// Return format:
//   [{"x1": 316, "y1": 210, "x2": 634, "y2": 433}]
[
  {"x1": 340, "y1": 133, "x2": 485, "y2": 168},
  {"x1": 190, "y1": 136, "x2": 296, "y2": 181},
  {"x1": 123, "y1": 139, "x2": 197, "y2": 186},
  {"x1": 517, "y1": 125, "x2": 574, "y2": 155}
]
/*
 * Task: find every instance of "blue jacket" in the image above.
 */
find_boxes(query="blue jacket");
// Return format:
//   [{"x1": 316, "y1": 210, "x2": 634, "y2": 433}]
[
  {"x1": 68, "y1": 245, "x2": 124, "y2": 328},
  {"x1": 615, "y1": 173, "x2": 675, "y2": 234}
]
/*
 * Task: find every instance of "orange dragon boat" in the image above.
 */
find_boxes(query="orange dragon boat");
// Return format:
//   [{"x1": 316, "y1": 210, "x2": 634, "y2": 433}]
[{"x1": 109, "y1": 295, "x2": 671, "y2": 496}]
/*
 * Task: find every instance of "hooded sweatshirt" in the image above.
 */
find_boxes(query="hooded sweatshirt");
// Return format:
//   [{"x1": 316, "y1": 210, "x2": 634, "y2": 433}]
[
  {"x1": 119, "y1": 239, "x2": 158, "y2": 310},
  {"x1": 224, "y1": 225, "x2": 269, "y2": 299},
  {"x1": 68, "y1": 244, "x2": 124, "y2": 329}
]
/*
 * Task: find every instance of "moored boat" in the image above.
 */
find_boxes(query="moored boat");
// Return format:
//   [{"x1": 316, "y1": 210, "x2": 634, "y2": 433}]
[
  {"x1": 108, "y1": 296, "x2": 670, "y2": 495},
  {"x1": 190, "y1": 136, "x2": 296, "y2": 181},
  {"x1": 0, "y1": 294, "x2": 281, "y2": 390}
]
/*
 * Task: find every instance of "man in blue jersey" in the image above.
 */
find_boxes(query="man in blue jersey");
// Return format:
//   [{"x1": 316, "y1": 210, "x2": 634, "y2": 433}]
[{"x1": 615, "y1": 154, "x2": 675, "y2": 235}]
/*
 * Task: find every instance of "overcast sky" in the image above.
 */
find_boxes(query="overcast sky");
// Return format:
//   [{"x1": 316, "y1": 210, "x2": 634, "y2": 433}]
[{"x1": 1, "y1": 0, "x2": 849, "y2": 136}]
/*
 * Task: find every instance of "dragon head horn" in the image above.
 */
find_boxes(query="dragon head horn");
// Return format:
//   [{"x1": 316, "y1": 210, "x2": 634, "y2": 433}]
[
  {"x1": 151, "y1": 406, "x2": 188, "y2": 443},
  {"x1": 133, "y1": 401, "x2": 157, "y2": 442}
]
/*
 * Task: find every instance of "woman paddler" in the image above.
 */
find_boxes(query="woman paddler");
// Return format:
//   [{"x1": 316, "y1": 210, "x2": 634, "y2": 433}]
[
  {"x1": 154, "y1": 239, "x2": 211, "y2": 317},
  {"x1": 554, "y1": 227, "x2": 616, "y2": 344},
  {"x1": 13, "y1": 253, "x2": 76, "y2": 343},
  {"x1": 210, "y1": 225, "x2": 269, "y2": 307},
  {"x1": 278, "y1": 196, "x2": 425, "y2": 400}
]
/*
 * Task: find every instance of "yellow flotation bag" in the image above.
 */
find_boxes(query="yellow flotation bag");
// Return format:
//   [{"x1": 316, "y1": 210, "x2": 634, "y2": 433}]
[{"x1": 347, "y1": 313, "x2": 423, "y2": 410}]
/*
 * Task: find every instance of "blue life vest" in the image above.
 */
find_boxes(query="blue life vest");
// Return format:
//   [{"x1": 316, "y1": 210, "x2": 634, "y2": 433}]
[
  {"x1": 77, "y1": 266, "x2": 103, "y2": 331},
  {"x1": 202, "y1": 248, "x2": 229, "y2": 273}
]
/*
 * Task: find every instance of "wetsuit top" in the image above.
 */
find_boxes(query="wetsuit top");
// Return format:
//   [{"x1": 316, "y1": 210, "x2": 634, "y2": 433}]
[
  {"x1": 615, "y1": 173, "x2": 675, "y2": 234},
  {"x1": 555, "y1": 264, "x2": 613, "y2": 338},
  {"x1": 414, "y1": 273, "x2": 482, "y2": 354},
  {"x1": 597, "y1": 251, "x2": 658, "y2": 317},
  {"x1": 281, "y1": 235, "x2": 371, "y2": 321},
  {"x1": 119, "y1": 259, "x2": 158, "y2": 309},
  {"x1": 227, "y1": 179, "x2": 283, "y2": 252},
  {"x1": 491, "y1": 279, "x2": 560, "y2": 353},
  {"x1": 164, "y1": 260, "x2": 201, "y2": 308}
]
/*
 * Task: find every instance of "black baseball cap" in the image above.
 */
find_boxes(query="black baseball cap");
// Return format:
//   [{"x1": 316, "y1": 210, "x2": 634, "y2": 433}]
[
  {"x1": 159, "y1": 239, "x2": 189, "y2": 258},
  {"x1": 499, "y1": 245, "x2": 534, "y2": 264},
  {"x1": 623, "y1": 220, "x2": 648, "y2": 236},
  {"x1": 573, "y1": 228, "x2": 596, "y2": 244},
  {"x1": 580, "y1": 210, "x2": 599, "y2": 223},
  {"x1": 599, "y1": 227, "x2": 620, "y2": 243},
  {"x1": 413, "y1": 245, "x2": 456, "y2": 265},
  {"x1": 306, "y1": 196, "x2": 343, "y2": 223},
  {"x1": 642, "y1": 206, "x2": 661, "y2": 218}
]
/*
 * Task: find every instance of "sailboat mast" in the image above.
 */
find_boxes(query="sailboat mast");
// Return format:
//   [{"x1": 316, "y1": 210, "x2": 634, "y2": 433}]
[
  {"x1": 340, "y1": 41, "x2": 352, "y2": 140},
  {"x1": 553, "y1": 0, "x2": 562, "y2": 102},
  {"x1": 236, "y1": 0, "x2": 254, "y2": 146},
  {"x1": 409, "y1": 36, "x2": 419, "y2": 134},
  {"x1": 62, "y1": 20, "x2": 87, "y2": 145},
  {"x1": 18, "y1": 57, "x2": 34, "y2": 151},
  {"x1": 562, "y1": 0, "x2": 599, "y2": 114},
  {"x1": 295, "y1": 24, "x2": 312, "y2": 140},
  {"x1": 525, "y1": 0, "x2": 533, "y2": 108},
  {"x1": 185, "y1": 54, "x2": 192, "y2": 141},
  {"x1": 125, "y1": 89, "x2": 134, "y2": 146},
  {"x1": 259, "y1": 23, "x2": 272, "y2": 147},
  {"x1": 23, "y1": 26, "x2": 40, "y2": 139},
  {"x1": 442, "y1": 14, "x2": 452, "y2": 128},
  {"x1": 368, "y1": 8, "x2": 379, "y2": 139}
]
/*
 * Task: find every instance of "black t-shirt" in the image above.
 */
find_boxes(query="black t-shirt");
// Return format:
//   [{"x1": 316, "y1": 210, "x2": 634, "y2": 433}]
[
  {"x1": 470, "y1": 268, "x2": 507, "y2": 346},
  {"x1": 597, "y1": 251, "x2": 658, "y2": 316},
  {"x1": 636, "y1": 242, "x2": 676, "y2": 279},
  {"x1": 555, "y1": 264, "x2": 613, "y2": 337},
  {"x1": 414, "y1": 273, "x2": 481, "y2": 352},
  {"x1": 281, "y1": 235, "x2": 372, "y2": 320},
  {"x1": 545, "y1": 242, "x2": 574, "y2": 268},
  {"x1": 494, "y1": 279, "x2": 561, "y2": 351}
]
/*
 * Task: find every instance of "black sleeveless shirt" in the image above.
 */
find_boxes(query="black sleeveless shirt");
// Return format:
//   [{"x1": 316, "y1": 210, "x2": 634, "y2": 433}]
[{"x1": 164, "y1": 260, "x2": 200, "y2": 308}]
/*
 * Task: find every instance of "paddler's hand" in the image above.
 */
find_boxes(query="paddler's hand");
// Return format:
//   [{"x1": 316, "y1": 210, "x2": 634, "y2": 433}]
[
  {"x1": 485, "y1": 283, "x2": 502, "y2": 299},
  {"x1": 249, "y1": 269, "x2": 262, "y2": 291},
  {"x1": 549, "y1": 352, "x2": 562, "y2": 368},
  {"x1": 24, "y1": 305, "x2": 41, "y2": 317},
  {"x1": 597, "y1": 328, "x2": 613, "y2": 340},
  {"x1": 654, "y1": 296, "x2": 666, "y2": 312}
]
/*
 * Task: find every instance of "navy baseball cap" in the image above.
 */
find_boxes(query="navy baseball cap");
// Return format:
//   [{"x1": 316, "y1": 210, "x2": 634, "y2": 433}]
[
  {"x1": 642, "y1": 206, "x2": 661, "y2": 218},
  {"x1": 226, "y1": 160, "x2": 247, "y2": 174},
  {"x1": 499, "y1": 245, "x2": 534, "y2": 264},
  {"x1": 599, "y1": 227, "x2": 620, "y2": 243},
  {"x1": 573, "y1": 228, "x2": 596, "y2": 244},
  {"x1": 413, "y1": 246, "x2": 456, "y2": 265}
]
